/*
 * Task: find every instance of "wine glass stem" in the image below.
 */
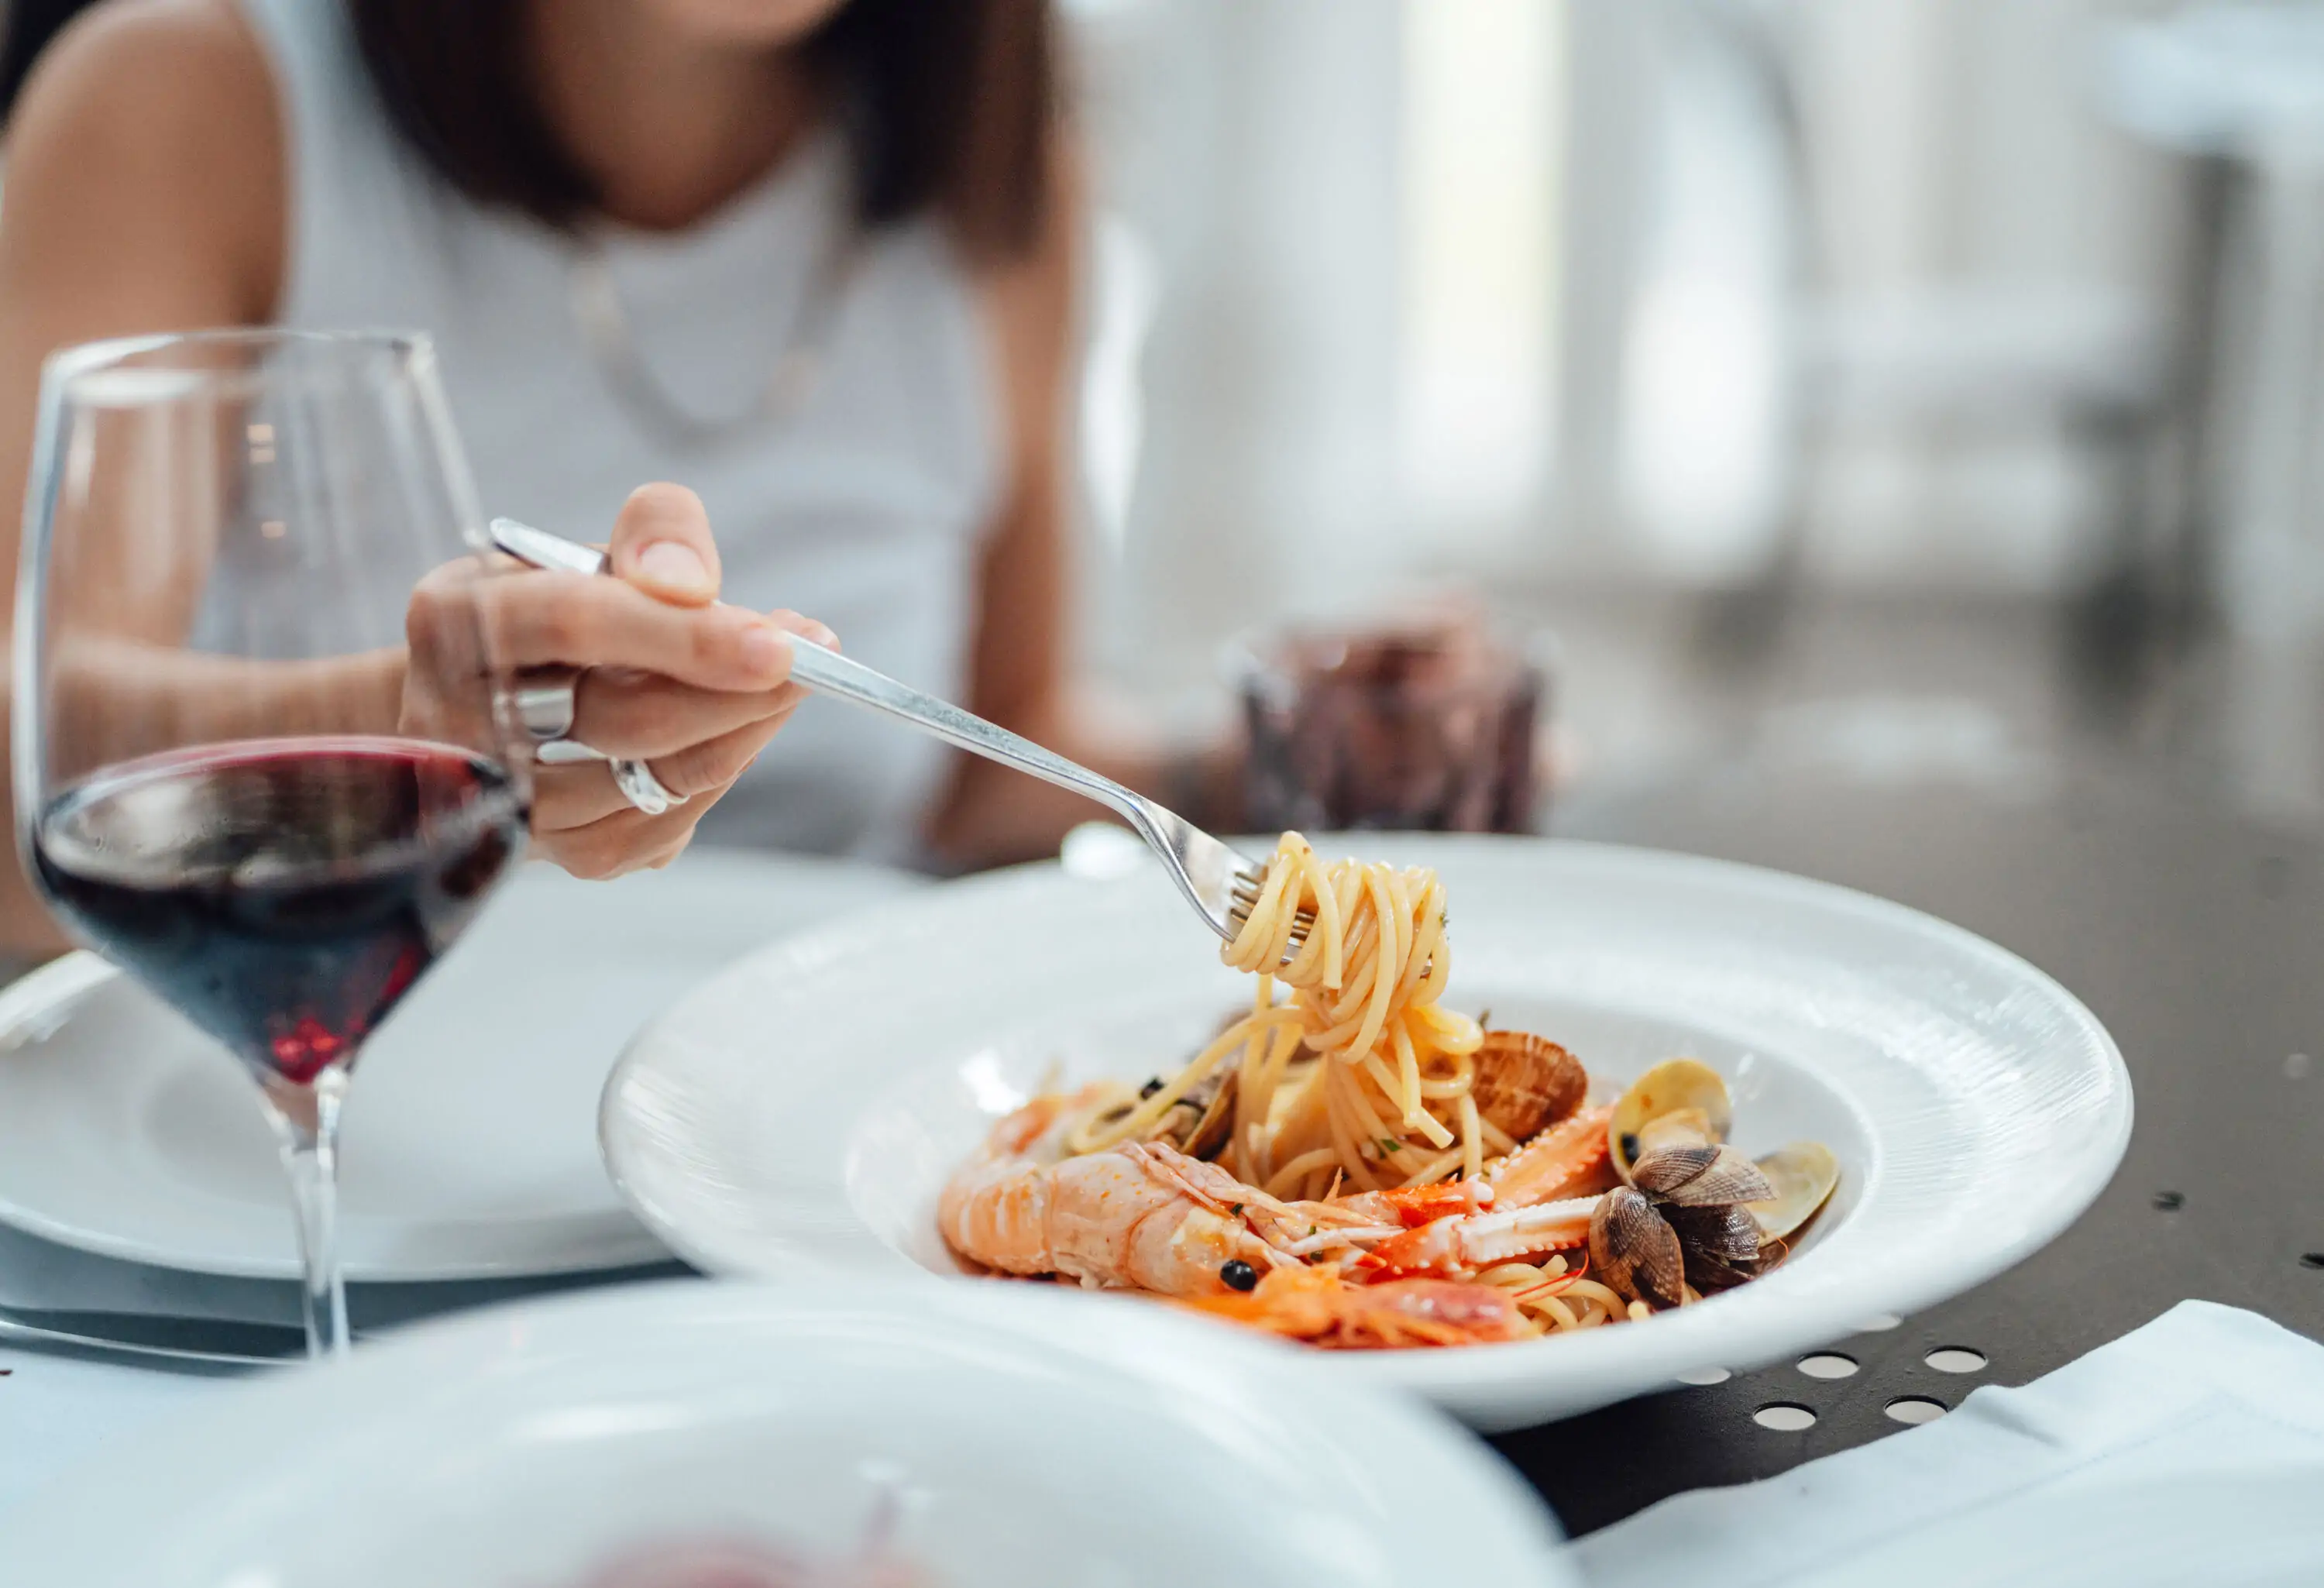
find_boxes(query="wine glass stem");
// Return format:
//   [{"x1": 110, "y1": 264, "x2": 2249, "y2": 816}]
[{"x1": 265, "y1": 1067, "x2": 352, "y2": 1359}]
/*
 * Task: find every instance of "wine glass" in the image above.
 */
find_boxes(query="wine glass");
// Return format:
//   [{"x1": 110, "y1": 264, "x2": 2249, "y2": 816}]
[{"x1": 12, "y1": 330, "x2": 531, "y2": 1358}]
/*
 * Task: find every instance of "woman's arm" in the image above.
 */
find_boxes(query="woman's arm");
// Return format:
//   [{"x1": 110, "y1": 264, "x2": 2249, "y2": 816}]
[
  {"x1": 0, "y1": 0, "x2": 286, "y2": 952},
  {"x1": 929, "y1": 146, "x2": 1234, "y2": 869}
]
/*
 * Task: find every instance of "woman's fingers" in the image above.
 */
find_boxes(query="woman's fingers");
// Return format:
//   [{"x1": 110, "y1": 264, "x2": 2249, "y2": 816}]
[
  {"x1": 605, "y1": 483, "x2": 721, "y2": 607},
  {"x1": 566, "y1": 669, "x2": 806, "y2": 760},
  {"x1": 477, "y1": 571, "x2": 794, "y2": 691},
  {"x1": 531, "y1": 707, "x2": 798, "y2": 833},
  {"x1": 768, "y1": 609, "x2": 838, "y2": 651},
  {"x1": 645, "y1": 710, "x2": 792, "y2": 804},
  {"x1": 545, "y1": 799, "x2": 704, "y2": 881}
]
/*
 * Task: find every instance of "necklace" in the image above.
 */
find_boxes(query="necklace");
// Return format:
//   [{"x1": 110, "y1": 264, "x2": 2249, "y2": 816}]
[{"x1": 566, "y1": 220, "x2": 855, "y2": 451}]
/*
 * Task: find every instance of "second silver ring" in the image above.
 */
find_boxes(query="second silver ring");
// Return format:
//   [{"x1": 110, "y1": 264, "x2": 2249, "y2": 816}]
[{"x1": 607, "y1": 756, "x2": 688, "y2": 816}]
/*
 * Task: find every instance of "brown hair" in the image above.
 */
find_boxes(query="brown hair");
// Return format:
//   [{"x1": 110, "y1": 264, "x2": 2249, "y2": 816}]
[
  {"x1": 1, "y1": 1, "x2": 1055, "y2": 263},
  {"x1": 349, "y1": 0, "x2": 1055, "y2": 262}
]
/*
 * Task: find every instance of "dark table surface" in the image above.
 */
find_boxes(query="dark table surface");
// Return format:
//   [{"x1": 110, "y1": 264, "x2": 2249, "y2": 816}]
[{"x1": 1498, "y1": 756, "x2": 2324, "y2": 1535}]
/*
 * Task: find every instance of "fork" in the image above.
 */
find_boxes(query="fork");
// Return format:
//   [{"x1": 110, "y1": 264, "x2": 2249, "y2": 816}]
[{"x1": 487, "y1": 518, "x2": 1305, "y2": 949}]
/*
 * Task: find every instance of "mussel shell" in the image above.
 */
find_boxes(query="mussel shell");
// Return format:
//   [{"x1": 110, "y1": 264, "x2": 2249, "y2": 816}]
[
  {"x1": 1469, "y1": 1031, "x2": 1589, "y2": 1143},
  {"x1": 1632, "y1": 1143, "x2": 1775, "y2": 1208},
  {"x1": 1609, "y1": 1059, "x2": 1734, "y2": 1183},
  {"x1": 1588, "y1": 1187, "x2": 1686, "y2": 1311},
  {"x1": 1745, "y1": 1141, "x2": 1841, "y2": 1241},
  {"x1": 1662, "y1": 1202, "x2": 1764, "y2": 1266}
]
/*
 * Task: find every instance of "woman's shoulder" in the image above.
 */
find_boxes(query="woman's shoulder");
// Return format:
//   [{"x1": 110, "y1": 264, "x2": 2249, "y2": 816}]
[
  {"x1": 15, "y1": 0, "x2": 277, "y2": 153},
  {"x1": 6, "y1": 0, "x2": 283, "y2": 321}
]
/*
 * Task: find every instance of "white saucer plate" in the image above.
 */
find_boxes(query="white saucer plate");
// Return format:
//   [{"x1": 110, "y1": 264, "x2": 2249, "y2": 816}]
[
  {"x1": 6, "y1": 1278, "x2": 1574, "y2": 1588},
  {"x1": 0, "y1": 849, "x2": 916, "y2": 1280},
  {"x1": 601, "y1": 836, "x2": 2133, "y2": 1430}
]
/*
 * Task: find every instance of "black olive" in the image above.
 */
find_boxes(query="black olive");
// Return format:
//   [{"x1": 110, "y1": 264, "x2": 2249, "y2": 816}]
[
  {"x1": 1219, "y1": 1260, "x2": 1258, "y2": 1292},
  {"x1": 1140, "y1": 1078, "x2": 1165, "y2": 1099}
]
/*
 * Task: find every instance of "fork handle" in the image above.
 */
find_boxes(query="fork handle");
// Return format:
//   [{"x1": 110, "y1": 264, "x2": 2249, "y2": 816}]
[
  {"x1": 485, "y1": 517, "x2": 1151, "y2": 829},
  {"x1": 780, "y1": 638, "x2": 1150, "y2": 823}
]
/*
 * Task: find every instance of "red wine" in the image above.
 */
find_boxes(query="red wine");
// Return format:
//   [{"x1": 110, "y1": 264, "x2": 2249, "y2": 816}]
[{"x1": 33, "y1": 737, "x2": 527, "y2": 1084}]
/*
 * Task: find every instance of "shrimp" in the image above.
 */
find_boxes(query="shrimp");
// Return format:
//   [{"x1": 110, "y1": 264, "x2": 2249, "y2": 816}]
[
  {"x1": 1353, "y1": 1194, "x2": 1600, "y2": 1281},
  {"x1": 1181, "y1": 1264, "x2": 1531, "y2": 1349},
  {"x1": 1487, "y1": 1104, "x2": 1616, "y2": 1208},
  {"x1": 940, "y1": 1097, "x2": 1301, "y2": 1296}
]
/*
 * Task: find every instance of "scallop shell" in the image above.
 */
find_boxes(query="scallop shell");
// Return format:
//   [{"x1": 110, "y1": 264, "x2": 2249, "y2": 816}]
[
  {"x1": 1609, "y1": 1059, "x2": 1733, "y2": 1183},
  {"x1": 1745, "y1": 1141, "x2": 1841, "y2": 1242},
  {"x1": 1588, "y1": 1187, "x2": 1686, "y2": 1311},
  {"x1": 1468, "y1": 1031, "x2": 1589, "y2": 1143}
]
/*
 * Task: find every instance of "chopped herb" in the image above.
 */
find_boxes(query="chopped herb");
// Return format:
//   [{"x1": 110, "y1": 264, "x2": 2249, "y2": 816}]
[
  {"x1": 1139, "y1": 1077, "x2": 1165, "y2": 1099},
  {"x1": 1229, "y1": 1202, "x2": 1244, "y2": 1216},
  {"x1": 1477, "y1": 1008, "x2": 1493, "y2": 1030},
  {"x1": 1380, "y1": 1137, "x2": 1404, "y2": 1157}
]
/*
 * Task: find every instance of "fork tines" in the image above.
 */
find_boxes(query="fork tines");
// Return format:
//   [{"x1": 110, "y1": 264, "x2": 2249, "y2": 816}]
[{"x1": 1228, "y1": 868, "x2": 1315, "y2": 947}]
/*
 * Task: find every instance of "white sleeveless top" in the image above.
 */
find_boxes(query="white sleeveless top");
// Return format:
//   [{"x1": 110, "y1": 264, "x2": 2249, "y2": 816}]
[{"x1": 239, "y1": 0, "x2": 1001, "y2": 864}]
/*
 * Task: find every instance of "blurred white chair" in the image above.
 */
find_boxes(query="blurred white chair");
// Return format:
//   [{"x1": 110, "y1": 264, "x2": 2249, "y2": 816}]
[
  {"x1": 1690, "y1": 0, "x2": 2176, "y2": 664},
  {"x1": 2101, "y1": 2, "x2": 2324, "y2": 641}
]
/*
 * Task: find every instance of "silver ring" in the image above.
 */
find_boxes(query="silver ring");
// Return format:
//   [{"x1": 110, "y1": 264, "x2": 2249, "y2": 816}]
[
  {"x1": 608, "y1": 757, "x2": 688, "y2": 816},
  {"x1": 512, "y1": 669, "x2": 580, "y2": 743},
  {"x1": 535, "y1": 738, "x2": 604, "y2": 766}
]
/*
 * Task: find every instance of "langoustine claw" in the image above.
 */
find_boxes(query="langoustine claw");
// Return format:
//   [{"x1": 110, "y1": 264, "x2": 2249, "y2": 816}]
[
  {"x1": 1487, "y1": 1104, "x2": 1616, "y2": 1208},
  {"x1": 1352, "y1": 1194, "x2": 1598, "y2": 1281}
]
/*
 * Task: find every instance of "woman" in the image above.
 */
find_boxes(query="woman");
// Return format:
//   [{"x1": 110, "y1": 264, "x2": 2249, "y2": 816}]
[{"x1": 0, "y1": 0, "x2": 1181, "y2": 954}]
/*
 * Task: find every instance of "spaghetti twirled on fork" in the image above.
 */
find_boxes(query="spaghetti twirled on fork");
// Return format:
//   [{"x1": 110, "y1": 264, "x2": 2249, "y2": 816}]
[{"x1": 1065, "y1": 834, "x2": 1486, "y2": 1200}]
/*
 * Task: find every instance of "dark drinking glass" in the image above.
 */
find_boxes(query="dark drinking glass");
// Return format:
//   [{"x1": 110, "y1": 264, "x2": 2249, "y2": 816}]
[
  {"x1": 1233, "y1": 622, "x2": 1547, "y2": 834},
  {"x1": 14, "y1": 331, "x2": 529, "y2": 1356}
]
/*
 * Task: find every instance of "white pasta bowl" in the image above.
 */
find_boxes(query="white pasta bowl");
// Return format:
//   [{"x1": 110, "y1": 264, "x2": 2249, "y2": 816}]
[
  {"x1": 10, "y1": 1279, "x2": 1570, "y2": 1588},
  {"x1": 600, "y1": 837, "x2": 2133, "y2": 1431}
]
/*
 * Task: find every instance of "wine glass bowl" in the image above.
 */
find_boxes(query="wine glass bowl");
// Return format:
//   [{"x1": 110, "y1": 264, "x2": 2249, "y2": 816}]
[{"x1": 12, "y1": 330, "x2": 530, "y2": 1356}]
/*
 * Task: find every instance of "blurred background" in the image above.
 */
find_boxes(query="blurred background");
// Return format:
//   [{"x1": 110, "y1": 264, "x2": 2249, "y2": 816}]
[{"x1": 1058, "y1": 0, "x2": 2324, "y2": 833}]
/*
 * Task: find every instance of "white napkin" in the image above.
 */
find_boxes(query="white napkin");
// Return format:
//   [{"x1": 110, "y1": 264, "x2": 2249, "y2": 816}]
[{"x1": 1577, "y1": 1300, "x2": 2324, "y2": 1588}]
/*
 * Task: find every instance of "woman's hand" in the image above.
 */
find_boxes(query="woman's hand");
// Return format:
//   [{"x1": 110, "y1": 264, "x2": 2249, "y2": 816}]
[{"x1": 406, "y1": 483, "x2": 834, "y2": 878}]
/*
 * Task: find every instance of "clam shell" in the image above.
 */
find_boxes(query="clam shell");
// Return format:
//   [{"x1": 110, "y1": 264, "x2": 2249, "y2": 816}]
[
  {"x1": 1745, "y1": 1141, "x2": 1841, "y2": 1241},
  {"x1": 1634, "y1": 1143, "x2": 1775, "y2": 1208},
  {"x1": 1682, "y1": 1247, "x2": 1758, "y2": 1295},
  {"x1": 1588, "y1": 1187, "x2": 1686, "y2": 1310},
  {"x1": 1469, "y1": 1031, "x2": 1589, "y2": 1143},
  {"x1": 1634, "y1": 1109, "x2": 1715, "y2": 1158},
  {"x1": 1663, "y1": 1202, "x2": 1764, "y2": 1266},
  {"x1": 1177, "y1": 1073, "x2": 1237, "y2": 1160},
  {"x1": 1609, "y1": 1059, "x2": 1733, "y2": 1183},
  {"x1": 1146, "y1": 1050, "x2": 1243, "y2": 1161}
]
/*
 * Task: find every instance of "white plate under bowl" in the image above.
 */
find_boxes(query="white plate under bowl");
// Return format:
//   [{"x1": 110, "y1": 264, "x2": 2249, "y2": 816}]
[
  {"x1": 0, "y1": 850, "x2": 916, "y2": 1281},
  {"x1": 5, "y1": 1278, "x2": 1573, "y2": 1588},
  {"x1": 601, "y1": 837, "x2": 2132, "y2": 1431}
]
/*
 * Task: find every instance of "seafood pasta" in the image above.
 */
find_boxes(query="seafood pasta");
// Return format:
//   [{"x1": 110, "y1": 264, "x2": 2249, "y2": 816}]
[{"x1": 937, "y1": 834, "x2": 1840, "y2": 1349}]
